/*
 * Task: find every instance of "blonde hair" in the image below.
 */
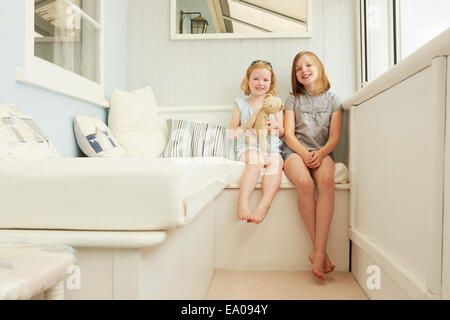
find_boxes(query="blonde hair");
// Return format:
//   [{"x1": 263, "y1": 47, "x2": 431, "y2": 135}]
[
  {"x1": 240, "y1": 62, "x2": 278, "y2": 96},
  {"x1": 290, "y1": 51, "x2": 330, "y2": 96}
]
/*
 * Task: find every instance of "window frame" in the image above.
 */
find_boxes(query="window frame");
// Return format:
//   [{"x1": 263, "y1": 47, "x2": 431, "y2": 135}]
[
  {"x1": 357, "y1": 0, "x2": 398, "y2": 88},
  {"x1": 15, "y1": 0, "x2": 108, "y2": 108},
  {"x1": 357, "y1": 0, "x2": 449, "y2": 88}
]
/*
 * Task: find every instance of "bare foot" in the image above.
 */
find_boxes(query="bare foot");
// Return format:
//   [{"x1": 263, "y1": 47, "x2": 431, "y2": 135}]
[
  {"x1": 249, "y1": 200, "x2": 271, "y2": 224},
  {"x1": 309, "y1": 251, "x2": 335, "y2": 274},
  {"x1": 311, "y1": 252, "x2": 327, "y2": 281},
  {"x1": 238, "y1": 206, "x2": 252, "y2": 222}
]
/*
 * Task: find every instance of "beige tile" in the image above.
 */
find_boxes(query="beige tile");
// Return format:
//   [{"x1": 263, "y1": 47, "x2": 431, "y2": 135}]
[{"x1": 206, "y1": 270, "x2": 368, "y2": 300}]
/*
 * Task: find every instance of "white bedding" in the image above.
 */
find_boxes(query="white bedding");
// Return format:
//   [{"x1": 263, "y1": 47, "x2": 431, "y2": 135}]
[{"x1": 0, "y1": 157, "x2": 230, "y2": 231}]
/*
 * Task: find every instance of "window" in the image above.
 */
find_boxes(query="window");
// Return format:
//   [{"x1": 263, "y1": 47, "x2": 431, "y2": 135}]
[
  {"x1": 397, "y1": 0, "x2": 450, "y2": 60},
  {"x1": 362, "y1": 0, "x2": 393, "y2": 83},
  {"x1": 16, "y1": 0, "x2": 107, "y2": 107},
  {"x1": 358, "y1": 0, "x2": 450, "y2": 87}
]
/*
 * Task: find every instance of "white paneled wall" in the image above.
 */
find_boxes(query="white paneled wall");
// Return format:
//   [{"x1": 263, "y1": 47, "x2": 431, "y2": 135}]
[
  {"x1": 126, "y1": 0, "x2": 356, "y2": 163},
  {"x1": 344, "y1": 28, "x2": 450, "y2": 299}
]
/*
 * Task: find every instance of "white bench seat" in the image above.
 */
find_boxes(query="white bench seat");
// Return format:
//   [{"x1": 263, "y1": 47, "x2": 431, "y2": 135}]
[{"x1": 0, "y1": 230, "x2": 166, "y2": 249}]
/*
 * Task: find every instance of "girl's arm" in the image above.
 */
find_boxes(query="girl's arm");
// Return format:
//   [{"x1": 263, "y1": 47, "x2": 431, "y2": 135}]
[
  {"x1": 284, "y1": 110, "x2": 310, "y2": 161},
  {"x1": 322, "y1": 109, "x2": 343, "y2": 155},
  {"x1": 308, "y1": 110, "x2": 343, "y2": 168},
  {"x1": 228, "y1": 104, "x2": 245, "y2": 139}
]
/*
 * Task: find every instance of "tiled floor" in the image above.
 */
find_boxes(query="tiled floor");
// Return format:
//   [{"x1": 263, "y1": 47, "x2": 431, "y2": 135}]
[{"x1": 206, "y1": 270, "x2": 368, "y2": 300}]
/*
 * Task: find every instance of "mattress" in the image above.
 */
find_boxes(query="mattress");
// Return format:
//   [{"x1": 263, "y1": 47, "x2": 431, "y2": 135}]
[{"x1": 0, "y1": 157, "x2": 230, "y2": 231}]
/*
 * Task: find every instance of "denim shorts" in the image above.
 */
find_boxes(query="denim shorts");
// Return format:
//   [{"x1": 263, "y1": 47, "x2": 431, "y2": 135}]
[
  {"x1": 282, "y1": 146, "x2": 334, "y2": 162},
  {"x1": 281, "y1": 148, "x2": 296, "y2": 161}
]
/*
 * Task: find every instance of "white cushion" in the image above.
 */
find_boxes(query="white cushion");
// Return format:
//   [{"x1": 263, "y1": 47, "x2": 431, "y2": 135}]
[
  {"x1": 74, "y1": 115, "x2": 126, "y2": 157},
  {"x1": 0, "y1": 157, "x2": 231, "y2": 231},
  {"x1": 0, "y1": 103, "x2": 60, "y2": 159},
  {"x1": 109, "y1": 87, "x2": 167, "y2": 157},
  {"x1": 334, "y1": 162, "x2": 349, "y2": 184}
]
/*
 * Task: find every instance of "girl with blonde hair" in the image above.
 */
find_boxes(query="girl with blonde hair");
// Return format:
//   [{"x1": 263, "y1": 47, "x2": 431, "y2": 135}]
[{"x1": 229, "y1": 60, "x2": 284, "y2": 224}]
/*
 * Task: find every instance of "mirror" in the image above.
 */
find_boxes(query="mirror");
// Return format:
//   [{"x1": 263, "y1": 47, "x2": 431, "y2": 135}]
[{"x1": 170, "y1": 0, "x2": 312, "y2": 39}]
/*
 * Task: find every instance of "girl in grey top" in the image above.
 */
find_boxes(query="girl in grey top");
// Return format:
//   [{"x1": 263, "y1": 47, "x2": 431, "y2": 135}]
[{"x1": 283, "y1": 51, "x2": 343, "y2": 281}]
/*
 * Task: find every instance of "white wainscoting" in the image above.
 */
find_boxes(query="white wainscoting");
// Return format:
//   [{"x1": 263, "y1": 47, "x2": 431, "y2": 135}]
[
  {"x1": 344, "y1": 28, "x2": 450, "y2": 300},
  {"x1": 348, "y1": 65, "x2": 444, "y2": 299},
  {"x1": 443, "y1": 52, "x2": 450, "y2": 300}
]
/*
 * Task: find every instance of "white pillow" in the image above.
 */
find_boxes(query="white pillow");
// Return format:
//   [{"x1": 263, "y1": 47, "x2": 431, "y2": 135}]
[
  {"x1": 108, "y1": 87, "x2": 167, "y2": 157},
  {"x1": 334, "y1": 162, "x2": 349, "y2": 184},
  {"x1": 0, "y1": 103, "x2": 61, "y2": 159},
  {"x1": 74, "y1": 115, "x2": 125, "y2": 158}
]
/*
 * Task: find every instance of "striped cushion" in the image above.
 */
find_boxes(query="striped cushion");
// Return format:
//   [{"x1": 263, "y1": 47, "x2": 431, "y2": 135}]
[{"x1": 163, "y1": 119, "x2": 235, "y2": 159}]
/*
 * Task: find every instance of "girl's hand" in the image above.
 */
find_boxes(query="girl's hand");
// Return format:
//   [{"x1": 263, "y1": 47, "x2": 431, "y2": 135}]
[
  {"x1": 266, "y1": 118, "x2": 280, "y2": 133},
  {"x1": 266, "y1": 118, "x2": 280, "y2": 130},
  {"x1": 306, "y1": 150, "x2": 324, "y2": 169},
  {"x1": 300, "y1": 151, "x2": 311, "y2": 165}
]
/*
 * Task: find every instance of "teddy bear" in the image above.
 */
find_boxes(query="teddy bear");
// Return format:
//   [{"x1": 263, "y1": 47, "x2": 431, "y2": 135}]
[{"x1": 244, "y1": 94, "x2": 284, "y2": 152}]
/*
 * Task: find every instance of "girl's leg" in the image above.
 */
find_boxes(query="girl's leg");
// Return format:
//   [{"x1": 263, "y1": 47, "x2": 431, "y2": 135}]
[
  {"x1": 284, "y1": 154, "x2": 335, "y2": 278},
  {"x1": 250, "y1": 153, "x2": 283, "y2": 224},
  {"x1": 238, "y1": 150, "x2": 265, "y2": 221},
  {"x1": 283, "y1": 154, "x2": 316, "y2": 241},
  {"x1": 310, "y1": 156, "x2": 336, "y2": 280}
]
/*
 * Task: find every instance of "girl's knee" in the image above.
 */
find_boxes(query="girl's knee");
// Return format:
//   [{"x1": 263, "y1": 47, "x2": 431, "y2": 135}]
[
  {"x1": 294, "y1": 176, "x2": 315, "y2": 192},
  {"x1": 316, "y1": 175, "x2": 335, "y2": 190},
  {"x1": 271, "y1": 155, "x2": 284, "y2": 169},
  {"x1": 246, "y1": 151, "x2": 265, "y2": 167},
  {"x1": 264, "y1": 155, "x2": 283, "y2": 176}
]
